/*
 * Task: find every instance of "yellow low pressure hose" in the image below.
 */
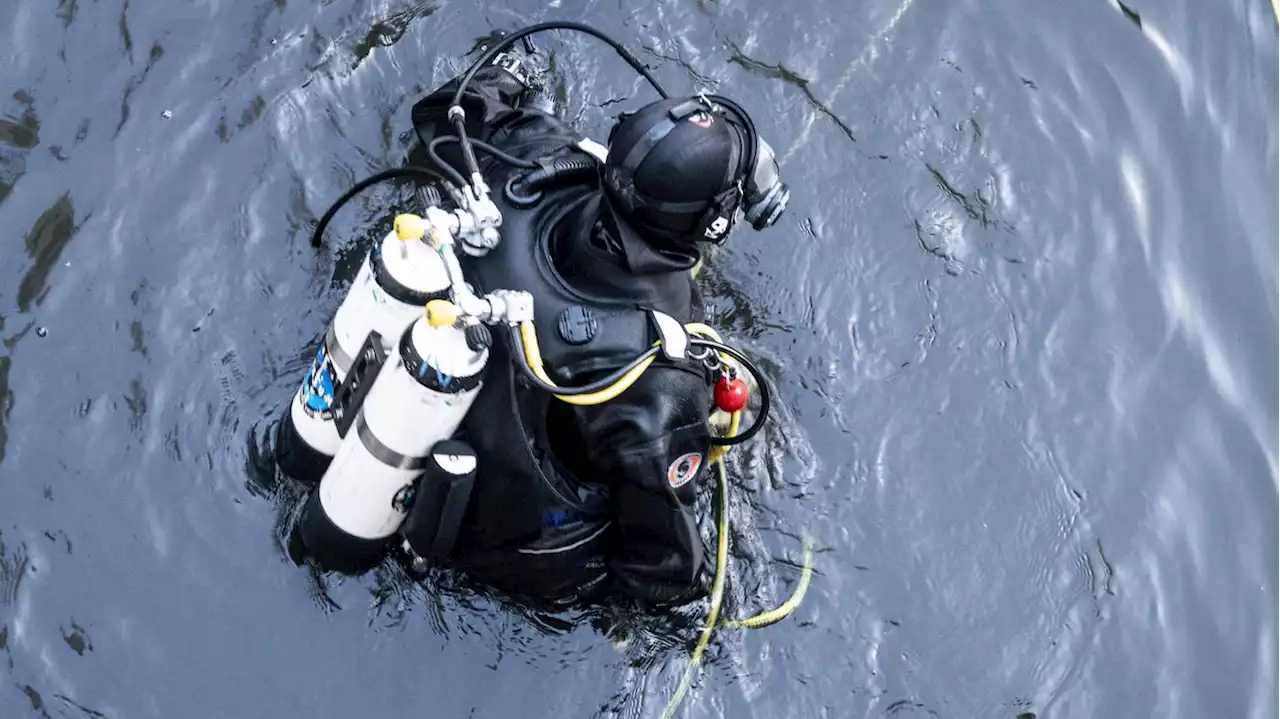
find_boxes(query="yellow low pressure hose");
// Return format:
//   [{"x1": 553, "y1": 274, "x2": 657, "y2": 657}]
[
  {"x1": 660, "y1": 407, "x2": 815, "y2": 718},
  {"x1": 682, "y1": 322, "x2": 723, "y2": 343},
  {"x1": 519, "y1": 321, "x2": 655, "y2": 405},
  {"x1": 519, "y1": 321, "x2": 728, "y2": 407},
  {"x1": 660, "y1": 459, "x2": 731, "y2": 719},
  {"x1": 722, "y1": 534, "x2": 815, "y2": 630}
]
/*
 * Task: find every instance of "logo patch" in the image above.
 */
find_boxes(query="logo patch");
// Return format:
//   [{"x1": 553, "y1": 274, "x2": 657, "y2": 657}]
[
  {"x1": 667, "y1": 452, "x2": 703, "y2": 488},
  {"x1": 703, "y1": 216, "x2": 729, "y2": 240},
  {"x1": 688, "y1": 112, "x2": 714, "y2": 128}
]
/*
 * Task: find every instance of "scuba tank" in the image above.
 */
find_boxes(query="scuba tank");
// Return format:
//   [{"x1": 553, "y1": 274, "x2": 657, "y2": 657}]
[
  {"x1": 293, "y1": 303, "x2": 490, "y2": 574},
  {"x1": 275, "y1": 229, "x2": 451, "y2": 484}
]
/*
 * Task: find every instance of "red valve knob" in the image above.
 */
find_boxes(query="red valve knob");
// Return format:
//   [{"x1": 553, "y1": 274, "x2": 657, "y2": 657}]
[{"x1": 714, "y1": 376, "x2": 749, "y2": 413}]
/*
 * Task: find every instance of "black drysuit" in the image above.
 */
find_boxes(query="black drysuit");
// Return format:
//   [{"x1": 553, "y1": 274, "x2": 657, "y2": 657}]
[{"x1": 409, "y1": 61, "x2": 714, "y2": 607}]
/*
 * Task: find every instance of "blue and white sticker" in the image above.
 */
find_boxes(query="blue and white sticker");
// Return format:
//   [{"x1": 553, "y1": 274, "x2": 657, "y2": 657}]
[{"x1": 298, "y1": 344, "x2": 337, "y2": 418}]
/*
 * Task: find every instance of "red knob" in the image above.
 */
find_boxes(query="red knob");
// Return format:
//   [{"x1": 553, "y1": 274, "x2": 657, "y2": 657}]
[{"x1": 714, "y1": 376, "x2": 749, "y2": 413}]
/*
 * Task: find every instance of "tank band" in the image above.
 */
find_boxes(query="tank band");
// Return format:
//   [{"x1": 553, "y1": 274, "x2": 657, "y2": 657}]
[
  {"x1": 371, "y1": 246, "x2": 450, "y2": 306},
  {"x1": 399, "y1": 327, "x2": 484, "y2": 394},
  {"x1": 355, "y1": 410, "x2": 431, "y2": 471},
  {"x1": 324, "y1": 323, "x2": 354, "y2": 376}
]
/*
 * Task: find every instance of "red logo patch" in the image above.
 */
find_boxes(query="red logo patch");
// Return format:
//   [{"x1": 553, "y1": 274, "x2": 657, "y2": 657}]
[
  {"x1": 688, "y1": 112, "x2": 714, "y2": 129},
  {"x1": 668, "y1": 452, "x2": 703, "y2": 488}
]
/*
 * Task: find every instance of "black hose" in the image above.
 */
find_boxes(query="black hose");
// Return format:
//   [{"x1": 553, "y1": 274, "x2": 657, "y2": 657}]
[
  {"x1": 451, "y1": 116, "x2": 484, "y2": 179},
  {"x1": 310, "y1": 167, "x2": 456, "y2": 249},
  {"x1": 526, "y1": 156, "x2": 596, "y2": 184},
  {"x1": 452, "y1": 22, "x2": 668, "y2": 110},
  {"x1": 506, "y1": 324, "x2": 770, "y2": 443},
  {"x1": 504, "y1": 156, "x2": 598, "y2": 206},
  {"x1": 445, "y1": 22, "x2": 669, "y2": 198},
  {"x1": 691, "y1": 338, "x2": 772, "y2": 446},
  {"x1": 430, "y1": 135, "x2": 538, "y2": 172},
  {"x1": 426, "y1": 138, "x2": 470, "y2": 189},
  {"x1": 508, "y1": 325, "x2": 662, "y2": 396}
]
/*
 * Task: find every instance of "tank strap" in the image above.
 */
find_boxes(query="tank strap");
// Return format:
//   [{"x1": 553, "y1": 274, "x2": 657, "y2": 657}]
[
  {"x1": 324, "y1": 322, "x2": 354, "y2": 375},
  {"x1": 354, "y1": 409, "x2": 431, "y2": 471}
]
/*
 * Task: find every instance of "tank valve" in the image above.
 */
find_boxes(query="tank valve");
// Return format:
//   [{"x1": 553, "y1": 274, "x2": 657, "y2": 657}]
[
  {"x1": 465, "y1": 324, "x2": 492, "y2": 352},
  {"x1": 394, "y1": 213, "x2": 429, "y2": 241},
  {"x1": 425, "y1": 299, "x2": 459, "y2": 328}
]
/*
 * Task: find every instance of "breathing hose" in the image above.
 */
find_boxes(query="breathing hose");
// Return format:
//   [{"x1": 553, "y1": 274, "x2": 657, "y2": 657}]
[
  {"x1": 310, "y1": 167, "x2": 457, "y2": 249},
  {"x1": 441, "y1": 21, "x2": 669, "y2": 182},
  {"x1": 434, "y1": 135, "x2": 539, "y2": 170},
  {"x1": 428, "y1": 135, "x2": 539, "y2": 191},
  {"x1": 504, "y1": 156, "x2": 598, "y2": 206}
]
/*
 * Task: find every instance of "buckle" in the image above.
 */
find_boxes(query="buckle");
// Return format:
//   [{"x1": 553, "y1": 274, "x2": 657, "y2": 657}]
[
  {"x1": 647, "y1": 310, "x2": 689, "y2": 361},
  {"x1": 490, "y1": 51, "x2": 529, "y2": 87}
]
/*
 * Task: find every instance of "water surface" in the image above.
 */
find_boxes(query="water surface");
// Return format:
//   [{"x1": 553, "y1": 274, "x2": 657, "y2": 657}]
[{"x1": 0, "y1": 0, "x2": 1275, "y2": 717}]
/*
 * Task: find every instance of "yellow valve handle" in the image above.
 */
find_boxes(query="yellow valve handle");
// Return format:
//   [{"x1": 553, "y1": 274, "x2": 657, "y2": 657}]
[
  {"x1": 425, "y1": 299, "x2": 459, "y2": 328},
  {"x1": 394, "y1": 213, "x2": 428, "y2": 241}
]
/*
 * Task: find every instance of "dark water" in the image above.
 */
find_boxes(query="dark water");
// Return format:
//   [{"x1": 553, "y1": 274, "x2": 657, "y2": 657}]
[{"x1": 1, "y1": 0, "x2": 1275, "y2": 716}]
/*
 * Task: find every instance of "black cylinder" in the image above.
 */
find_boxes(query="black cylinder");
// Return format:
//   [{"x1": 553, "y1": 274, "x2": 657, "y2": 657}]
[
  {"x1": 401, "y1": 440, "x2": 478, "y2": 565},
  {"x1": 291, "y1": 490, "x2": 388, "y2": 575},
  {"x1": 274, "y1": 410, "x2": 332, "y2": 486}
]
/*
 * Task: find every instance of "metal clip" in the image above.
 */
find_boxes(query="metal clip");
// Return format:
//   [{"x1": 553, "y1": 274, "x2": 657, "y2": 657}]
[
  {"x1": 491, "y1": 51, "x2": 529, "y2": 87},
  {"x1": 648, "y1": 311, "x2": 689, "y2": 361}
]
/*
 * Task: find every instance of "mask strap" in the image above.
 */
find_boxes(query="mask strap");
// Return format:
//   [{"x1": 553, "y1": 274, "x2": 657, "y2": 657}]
[
  {"x1": 706, "y1": 95, "x2": 759, "y2": 193},
  {"x1": 617, "y1": 99, "x2": 704, "y2": 177}
]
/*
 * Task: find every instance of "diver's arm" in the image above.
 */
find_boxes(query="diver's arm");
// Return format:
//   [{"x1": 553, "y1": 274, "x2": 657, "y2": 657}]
[{"x1": 571, "y1": 364, "x2": 713, "y2": 606}]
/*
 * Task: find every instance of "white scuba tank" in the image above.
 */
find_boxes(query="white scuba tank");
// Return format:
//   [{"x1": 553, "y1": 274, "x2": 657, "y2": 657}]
[
  {"x1": 276, "y1": 230, "x2": 451, "y2": 483},
  {"x1": 294, "y1": 309, "x2": 490, "y2": 573}
]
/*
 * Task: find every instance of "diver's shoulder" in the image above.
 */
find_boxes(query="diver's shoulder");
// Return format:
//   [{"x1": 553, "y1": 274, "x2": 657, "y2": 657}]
[{"x1": 498, "y1": 110, "x2": 606, "y2": 160}]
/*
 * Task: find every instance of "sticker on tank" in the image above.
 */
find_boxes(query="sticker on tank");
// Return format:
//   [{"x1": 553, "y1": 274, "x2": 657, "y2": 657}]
[{"x1": 298, "y1": 344, "x2": 338, "y2": 418}]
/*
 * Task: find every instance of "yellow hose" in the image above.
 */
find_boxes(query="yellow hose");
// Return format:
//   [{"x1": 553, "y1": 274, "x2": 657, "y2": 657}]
[
  {"x1": 721, "y1": 534, "x2": 815, "y2": 629},
  {"x1": 659, "y1": 402, "x2": 815, "y2": 718},
  {"x1": 519, "y1": 321, "x2": 655, "y2": 405},
  {"x1": 660, "y1": 460, "x2": 731, "y2": 719},
  {"x1": 707, "y1": 411, "x2": 740, "y2": 465},
  {"x1": 519, "y1": 321, "x2": 729, "y2": 407},
  {"x1": 682, "y1": 322, "x2": 723, "y2": 343}
]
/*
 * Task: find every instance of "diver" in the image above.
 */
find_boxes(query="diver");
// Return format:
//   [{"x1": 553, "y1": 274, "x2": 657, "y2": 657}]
[{"x1": 391, "y1": 38, "x2": 789, "y2": 610}]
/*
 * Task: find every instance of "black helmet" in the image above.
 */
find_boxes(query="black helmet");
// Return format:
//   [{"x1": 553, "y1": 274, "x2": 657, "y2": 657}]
[{"x1": 601, "y1": 94, "x2": 789, "y2": 248}]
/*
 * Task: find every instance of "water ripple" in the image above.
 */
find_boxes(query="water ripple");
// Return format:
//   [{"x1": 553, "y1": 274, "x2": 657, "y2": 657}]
[{"x1": 0, "y1": 0, "x2": 1274, "y2": 717}]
